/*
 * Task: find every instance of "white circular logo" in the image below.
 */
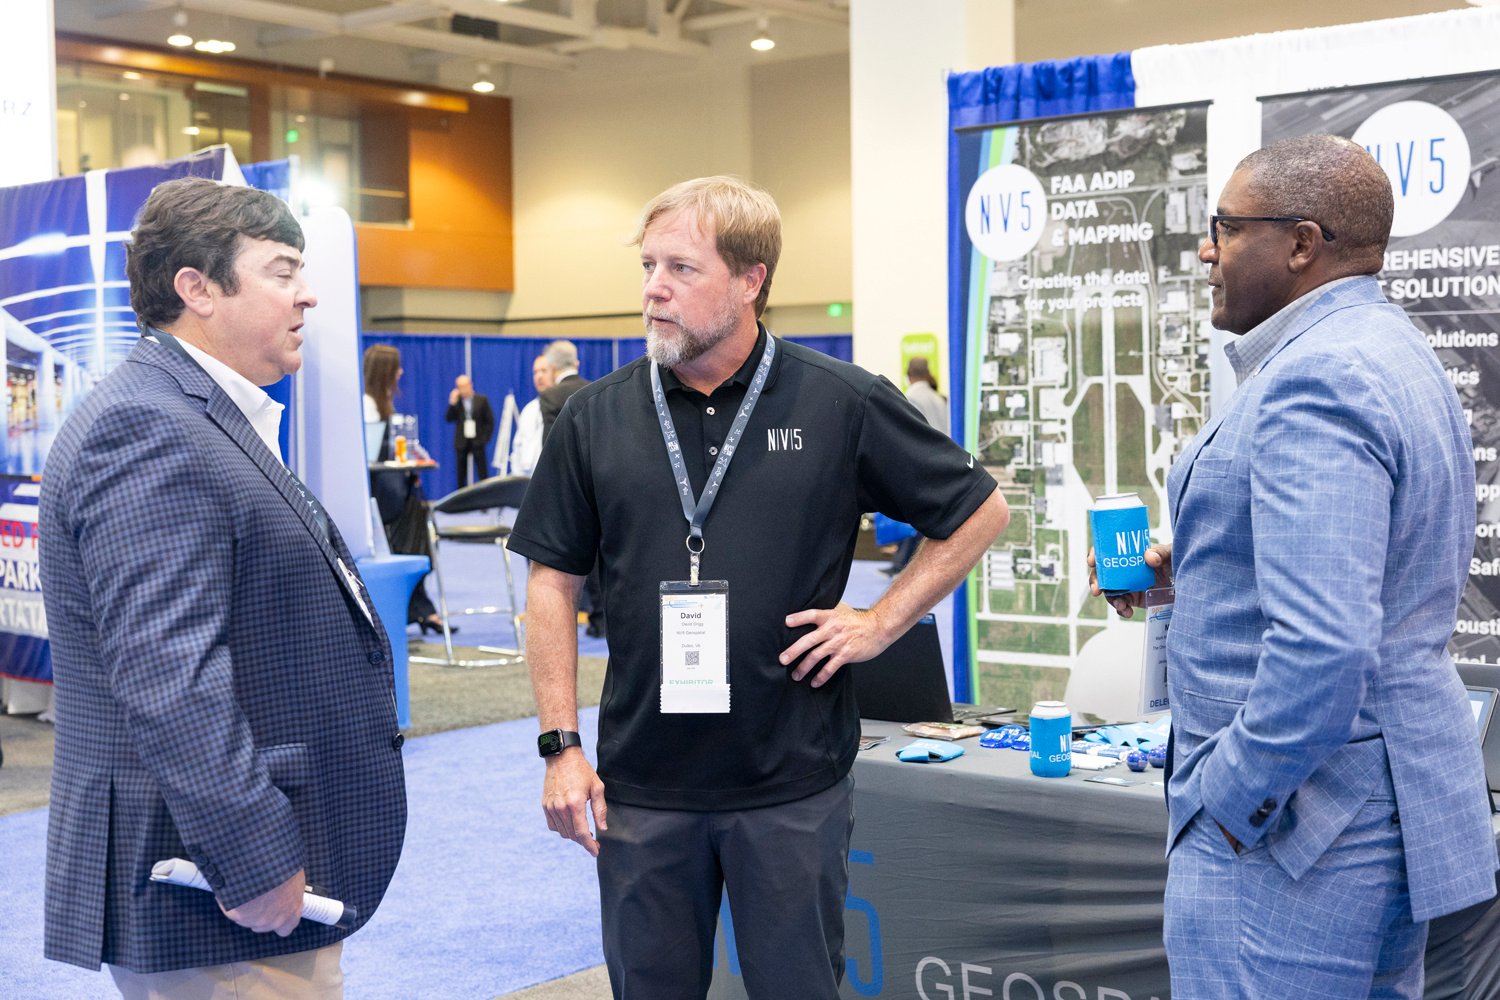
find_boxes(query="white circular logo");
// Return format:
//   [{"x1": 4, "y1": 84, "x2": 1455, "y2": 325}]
[
  {"x1": 1351, "y1": 100, "x2": 1471, "y2": 238},
  {"x1": 965, "y1": 163, "x2": 1047, "y2": 261}
]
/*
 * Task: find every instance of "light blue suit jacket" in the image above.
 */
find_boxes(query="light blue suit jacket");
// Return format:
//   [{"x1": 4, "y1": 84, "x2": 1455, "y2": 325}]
[{"x1": 1165, "y1": 275, "x2": 1497, "y2": 922}]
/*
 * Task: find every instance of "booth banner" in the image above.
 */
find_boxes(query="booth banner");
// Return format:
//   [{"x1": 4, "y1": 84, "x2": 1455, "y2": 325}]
[
  {"x1": 953, "y1": 104, "x2": 1210, "y2": 711},
  {"x1": 0, "y1": 476, "x2": 46, "y2": 681},
  {"x1": 1262, "y1": 72, "x2": 1500, "y2": 666},
  {"x1": 0, "y1": 148, "x2": 235, "y2": 666}
]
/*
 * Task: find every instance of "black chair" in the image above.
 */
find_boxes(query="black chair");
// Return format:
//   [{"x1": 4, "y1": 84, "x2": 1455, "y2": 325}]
[{"x1": 410, "y1": 474, "x2": 528, "y2": 668}]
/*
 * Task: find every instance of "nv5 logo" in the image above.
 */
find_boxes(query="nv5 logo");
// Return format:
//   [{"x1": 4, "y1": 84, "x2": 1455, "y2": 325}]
[{"x1": 767, "y1": 428, "x2": 803, "y2": 451}]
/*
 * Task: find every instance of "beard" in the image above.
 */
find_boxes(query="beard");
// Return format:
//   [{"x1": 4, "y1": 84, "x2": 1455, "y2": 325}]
[{"x1": 644, "y1": 292, "x2": 742, "y2": 369}]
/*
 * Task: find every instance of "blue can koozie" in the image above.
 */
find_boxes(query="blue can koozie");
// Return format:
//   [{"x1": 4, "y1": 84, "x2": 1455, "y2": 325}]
[
  {"x1": 1029, "y1": 700, "x2": 1072, "y2": 777},
  {"x1": 1090, "y1": 492, "x2": 1156, "y2": 595}
]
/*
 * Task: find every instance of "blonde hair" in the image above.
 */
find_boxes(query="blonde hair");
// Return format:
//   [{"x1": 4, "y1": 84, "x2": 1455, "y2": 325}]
[{"x1": 630, "y1": 176, "x2": 781, "y2": 317}]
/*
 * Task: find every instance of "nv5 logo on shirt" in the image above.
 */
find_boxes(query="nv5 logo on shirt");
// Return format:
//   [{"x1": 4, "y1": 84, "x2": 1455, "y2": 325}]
[{"x1": 767, "y1": 428, "x2": 803, "y2": 451}]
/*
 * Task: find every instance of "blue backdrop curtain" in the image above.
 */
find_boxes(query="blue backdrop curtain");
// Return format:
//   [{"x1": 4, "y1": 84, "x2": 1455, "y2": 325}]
[
  {"x1": 944, "y1": 52, "x2": 1136, "y2": 701},
  {"x1": 360, "y1": 333, "x2": 851, "y2": 500}
]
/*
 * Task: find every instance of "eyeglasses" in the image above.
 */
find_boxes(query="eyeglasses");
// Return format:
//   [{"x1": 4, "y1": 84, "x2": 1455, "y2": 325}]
[{"x1": 1209, "y1": 214, "x2": 1336, "y2": 246}]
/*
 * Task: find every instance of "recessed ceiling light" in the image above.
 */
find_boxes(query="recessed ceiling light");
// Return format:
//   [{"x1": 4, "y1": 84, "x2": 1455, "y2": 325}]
[
  {"x1": 750, "y1": 17, "x2": 775, "y2": 52},
  {"x1": 194, "y1": 39, "x2": 237, "y2": 55}
]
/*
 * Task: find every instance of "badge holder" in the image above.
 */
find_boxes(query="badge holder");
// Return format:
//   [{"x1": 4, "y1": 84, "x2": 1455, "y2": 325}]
[{"x1": 660, "y1": 580, "x2": 730, "y2": 713}]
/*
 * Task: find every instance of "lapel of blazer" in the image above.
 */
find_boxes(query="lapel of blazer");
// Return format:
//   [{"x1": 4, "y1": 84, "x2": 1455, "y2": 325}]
[
  {"x1": 1171, "y1": 278, "x2": 1385, "y2": 525},
  {"x1": 134, "y1": 337, "x2": 376, "y2": 627}
]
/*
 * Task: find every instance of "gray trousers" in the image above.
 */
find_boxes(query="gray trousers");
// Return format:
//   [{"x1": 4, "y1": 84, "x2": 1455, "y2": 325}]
[{"x1": 597, "y1": 774, "x2": 855, "y2": 1000}]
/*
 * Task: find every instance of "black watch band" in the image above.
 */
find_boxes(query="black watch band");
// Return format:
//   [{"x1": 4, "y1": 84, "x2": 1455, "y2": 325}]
[{"x1": 537, "y1": 729, "x2": 582, "y2": 757}]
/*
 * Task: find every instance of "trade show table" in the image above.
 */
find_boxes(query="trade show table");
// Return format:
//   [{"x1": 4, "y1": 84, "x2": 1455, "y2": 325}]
[{"x1": 707, "y1": 719, "x2": 1500, "y2": 1000}]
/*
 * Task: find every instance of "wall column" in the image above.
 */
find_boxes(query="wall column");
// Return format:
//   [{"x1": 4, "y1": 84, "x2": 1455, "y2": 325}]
[{"x1": 849, "y1": 0, "x2": 1013, "y2": 384}]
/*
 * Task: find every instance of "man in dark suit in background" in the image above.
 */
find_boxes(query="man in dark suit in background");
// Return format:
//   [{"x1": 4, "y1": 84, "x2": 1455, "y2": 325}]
[
  {"x1": 538, "y1": 339, "x2": 587, "y2": 442},
  {"x1": 534, "y1": 339, "x2": 606, "y2": 636},
  {"x1": 445, "y1": 374, "x2": 496, "y2": 488},
  {"x1": 39, "y1": 177, "x2": 406, "y2": 997}
]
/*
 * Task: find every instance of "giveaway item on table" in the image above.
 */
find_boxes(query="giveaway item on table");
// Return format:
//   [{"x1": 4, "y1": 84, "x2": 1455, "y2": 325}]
[
  {"x1": 979, "y1": 724, "x2": 1029, "y2": 750},
  {"x1": 1125, "y1": 750, "x2": 1149, "y2": 772},
  {"x1": 902, "y1": 721, "x2": 986, "y2": 741},
  {"x1": 1028, "y1": 700, "x2": 1072, "y2": 777},
  {"x1": 150, "y1": 859, "x2": 356, "y2": 929},
  {"x1": 896, "y1": 738, "x2": 966, "y2": 763},
  {"x1": 1147, "y1": 745, "x2": 1169, "y2": 769},
  {"x1": 858, "y1": 734, "x2": 889, "y2": 752},
  {"x1": 1069, "y1": 753, "x2": 1119, "y2": 771}
]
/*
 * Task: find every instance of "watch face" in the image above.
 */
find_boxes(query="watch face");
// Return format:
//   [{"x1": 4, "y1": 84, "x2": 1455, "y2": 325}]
[{"x1": 538, "y1": 731, "x2": 561, "y2": 755}]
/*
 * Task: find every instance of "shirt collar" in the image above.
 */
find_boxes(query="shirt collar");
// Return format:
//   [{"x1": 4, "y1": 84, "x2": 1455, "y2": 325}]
[
  {"x1": 160, "y1": 331, "x2": 285, "y2": 460},
  {"x1": 659, "y1": 323, "x2": 772, "y2": 396},
  {"x1": 555, "y1": 367, "x2": 579, "y2": 381},
  {"x1": 1224, "y1": 275, "x2": 1365, "y2": 384}
]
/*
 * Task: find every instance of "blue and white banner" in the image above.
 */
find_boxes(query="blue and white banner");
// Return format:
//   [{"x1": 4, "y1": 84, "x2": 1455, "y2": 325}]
[
  {"x1": 1262, "y1": 71, "x2": 1500, "y2": 666},
  {"x1": 0, "y1": 149, "x2": 241, "y2": 678}
]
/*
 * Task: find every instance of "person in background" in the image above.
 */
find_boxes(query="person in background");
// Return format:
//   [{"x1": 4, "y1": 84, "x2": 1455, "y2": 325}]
[
  {"x1": 445, "y1": 374, "x2": 496, "y2": 488},
  {"x1": 39, "y1": 176, "x2": 405, "y2": 996},
  {"x1": 537, "y1": 339, "x2": 587, "y2": 442},
  {"x1": 884, "y1": 355, "x2": 952, "y2": 575},
  {"x1": 1101, "y1": 134, "x2": 1497, "y2": 999},
  {"x1": 508, "y1": 352, "x2": 555, "y2": 478},
  {"x1": 536, "y1": 339, "x2": 606, "y2": 636},
  {"x1": 363, "y1": 343, "x2": 447, "y2": 635},
  {"x1": 903, "y1": 356, "x2": 949, "y2": 436},
  {"x1": 512, "y1": 175, "x2": 1007, "y2": 999}
]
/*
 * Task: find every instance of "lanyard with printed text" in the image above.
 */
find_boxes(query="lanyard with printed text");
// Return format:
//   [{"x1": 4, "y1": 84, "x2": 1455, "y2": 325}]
[{"x1": 650, "y1": 334, "x2": 775, "y2": 587}]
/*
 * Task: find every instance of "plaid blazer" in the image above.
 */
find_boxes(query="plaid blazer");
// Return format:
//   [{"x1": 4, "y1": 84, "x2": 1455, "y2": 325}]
[
  {"x1": 1165, "y1": 276, "x2": 1497, "y2": 923},
  {"x1": 39, "y1": 337, "x2": 407, "y2": 972}
]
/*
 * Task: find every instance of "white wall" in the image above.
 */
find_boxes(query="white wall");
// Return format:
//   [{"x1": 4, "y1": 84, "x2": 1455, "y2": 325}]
[
  {"x1": 505, "y1": 51, "x2": 852, "y2": 339},
  {"x1": 849, "y1": 0, "x2": 1014, "y2": 381}
]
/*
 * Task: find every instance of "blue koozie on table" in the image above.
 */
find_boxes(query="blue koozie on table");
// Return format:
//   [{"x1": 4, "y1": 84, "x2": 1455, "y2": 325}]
[{"x1": 1029, "y1": 700, "x2": 1072, "y2": 777}]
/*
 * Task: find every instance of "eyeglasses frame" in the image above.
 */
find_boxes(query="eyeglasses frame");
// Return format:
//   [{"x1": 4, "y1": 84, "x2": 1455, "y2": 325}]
[{"x1": 1208, "y1": 214, "x2": 1336, "y2": 247}]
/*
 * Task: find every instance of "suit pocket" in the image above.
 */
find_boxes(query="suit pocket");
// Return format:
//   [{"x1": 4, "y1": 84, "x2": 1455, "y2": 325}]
[
  {"x1": 1191, "y1": 455, "x2": 1232, "y2": 479},
  {"x1": 256, "y1": 743, "x2": 312, "y2": 790},
  {"x1": 255, "y1": 743, "x2": 329, "y2": 881}
]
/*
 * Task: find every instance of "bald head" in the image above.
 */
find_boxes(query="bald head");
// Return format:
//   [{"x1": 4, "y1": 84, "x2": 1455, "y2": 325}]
[{"x1": 1236, "y1": 134, "x2": 1392, "y2": 275}]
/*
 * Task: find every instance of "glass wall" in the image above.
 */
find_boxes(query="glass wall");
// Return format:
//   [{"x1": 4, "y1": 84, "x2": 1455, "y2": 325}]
[{"x1": 55, "y1": 59, "x2": 410, "y2": 226}]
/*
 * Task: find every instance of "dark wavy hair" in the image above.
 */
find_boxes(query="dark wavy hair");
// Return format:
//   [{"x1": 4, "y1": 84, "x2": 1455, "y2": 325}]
[{"x1": 126, "y1": 176, "x2": 304, "y2": 331}]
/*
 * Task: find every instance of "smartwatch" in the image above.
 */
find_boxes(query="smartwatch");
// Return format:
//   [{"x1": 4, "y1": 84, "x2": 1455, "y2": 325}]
[{"x1": 537, "y1": 729, "x2": 582, "y2": 757}]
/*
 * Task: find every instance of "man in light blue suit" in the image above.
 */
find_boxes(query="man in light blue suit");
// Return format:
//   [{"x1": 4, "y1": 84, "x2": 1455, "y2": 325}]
[
  {"x1": 40, "y1": 178, "x2": 406, "y2": 997},
  {"x1": 1106, "y1": 134, "x2": 1497, "y2": 998}
]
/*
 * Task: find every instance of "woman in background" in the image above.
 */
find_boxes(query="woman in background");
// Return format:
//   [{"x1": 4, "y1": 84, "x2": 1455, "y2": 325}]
[{"x1": 363, "y1": 344, "x2": 447, "y2": 634}]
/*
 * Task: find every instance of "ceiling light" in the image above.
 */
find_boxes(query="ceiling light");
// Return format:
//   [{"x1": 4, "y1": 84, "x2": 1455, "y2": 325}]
[
  {"x1": 194, "y1": 39, "x2": 237, "y2": 54},
  {"x1": 182, "y1": 126, "x2": 200, "y2": 136},
  {"x1": 122, "y1": 71, "x2": 143, "y2": 81},
  {"x1": 472, "y1": 62, "x2": 496, "y2": 94},
  {"x1": 750, "y1": 18, "x2": 775, "y2": 52},
  {"x1": 167, "y1": 6, "x2": 192, "y2": 48}
]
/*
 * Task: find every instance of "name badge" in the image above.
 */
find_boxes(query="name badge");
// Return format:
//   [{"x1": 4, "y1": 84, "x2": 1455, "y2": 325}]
[
  {"x1": 463, "y1": 418, "x2": 477, "y2": 439},
  {"x1": 660, "y1": 580, "x2": 730, "y2": 713},
  {"x1": 1138, "y1": 586, "x2": 1174, "y2": 717}
]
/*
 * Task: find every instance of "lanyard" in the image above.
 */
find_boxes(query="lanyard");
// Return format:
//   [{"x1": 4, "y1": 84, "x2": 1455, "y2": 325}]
[{"x1": 650, "y1": 334, "x2": 775, "y2": 586}]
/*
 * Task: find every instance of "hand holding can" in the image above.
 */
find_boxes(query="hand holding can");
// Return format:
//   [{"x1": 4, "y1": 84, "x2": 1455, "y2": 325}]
[{"x1": 1090, "y1": 493, "x2": 1156, "y2": 595}]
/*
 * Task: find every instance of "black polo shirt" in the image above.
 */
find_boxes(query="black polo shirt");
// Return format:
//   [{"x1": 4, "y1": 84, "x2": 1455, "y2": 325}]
[{"x1": 509, "y1": 327, "x2": 996, "y2": 811}]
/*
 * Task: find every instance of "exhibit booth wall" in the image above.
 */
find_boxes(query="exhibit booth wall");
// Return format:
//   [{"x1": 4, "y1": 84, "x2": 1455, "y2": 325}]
[{"x1": 946, "y1": 7, "x2": 1500, "y2": 714}]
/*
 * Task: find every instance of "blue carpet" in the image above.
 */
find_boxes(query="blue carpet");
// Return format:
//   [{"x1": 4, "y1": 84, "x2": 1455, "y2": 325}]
[
  {"x1": 0, "y1": 554, "x2": 949, "y2": 996},
  {"x1": 0, "y1": 710, "x2": 605, "y2": 999}
]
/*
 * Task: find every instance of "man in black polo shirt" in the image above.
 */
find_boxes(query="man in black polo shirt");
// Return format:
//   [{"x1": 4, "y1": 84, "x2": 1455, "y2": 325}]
[{"x1": 510, "y1": 176, "x2": 1008, "y2": 1000}]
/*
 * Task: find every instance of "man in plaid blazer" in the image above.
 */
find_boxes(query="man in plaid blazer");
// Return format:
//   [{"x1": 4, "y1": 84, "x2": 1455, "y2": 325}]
[{"x1": 39, "y1": 177, "x2": 406, "y2": 997}]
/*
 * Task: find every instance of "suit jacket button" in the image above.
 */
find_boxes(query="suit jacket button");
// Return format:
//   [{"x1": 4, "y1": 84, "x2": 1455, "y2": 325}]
[
  {"x1": 391, "y1": 733, "x2": 405, "y2": 750},
  {"x1": 368, "y1": 649, "x2": 385, "y2": 666},
  {"x1": 1261, "y1": 797, "x2": 1277, "y2": 811},
  {"x1": 1249, "y1": 812, "x2": 1266, "y2": 827}
]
